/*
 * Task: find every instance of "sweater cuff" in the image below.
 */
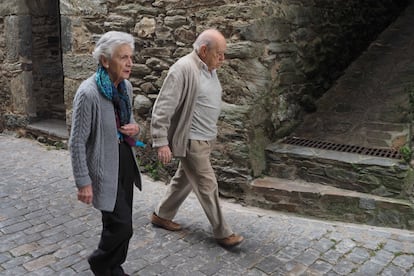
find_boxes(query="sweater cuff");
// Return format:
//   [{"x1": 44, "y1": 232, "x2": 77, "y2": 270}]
[
  {"x1": 152, "y1": 137, "x2": 169, "y2": 148},
  {"x1": 75, "y1": 175, "x2": 92, "y2": 188}
]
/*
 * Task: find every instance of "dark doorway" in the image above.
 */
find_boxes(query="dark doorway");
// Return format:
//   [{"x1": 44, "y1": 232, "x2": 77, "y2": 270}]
[{"x1": 26, "y1": 0, "x2": 67, "y2": 138}]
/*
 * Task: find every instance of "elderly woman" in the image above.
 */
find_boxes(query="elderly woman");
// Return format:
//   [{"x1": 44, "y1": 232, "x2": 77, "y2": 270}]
[{"x1": 69, "y1": 31, "x2": 142, "y2": 276}]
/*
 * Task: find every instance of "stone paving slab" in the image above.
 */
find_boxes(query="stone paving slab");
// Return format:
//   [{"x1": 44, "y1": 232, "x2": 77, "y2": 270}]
[{"x1": 1, "y1": 132, "x2": 414, "y2": 275}]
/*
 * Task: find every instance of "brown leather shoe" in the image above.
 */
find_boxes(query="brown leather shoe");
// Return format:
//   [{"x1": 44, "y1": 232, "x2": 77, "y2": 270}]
[
  {"x1": 216, "y1": 233, "x2": 244, "y2": 247},
  {"x1": 151, "y1": 212, "x2": 182, "y2": 231}
]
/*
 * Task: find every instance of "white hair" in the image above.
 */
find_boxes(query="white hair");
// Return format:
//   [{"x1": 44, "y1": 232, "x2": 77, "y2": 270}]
[
  {"x1": 193, "y1": 29, "x2": 220, "y2": 53},
  {"x1": 92, "y1": 31, "x2": 135, "y2": 64}
]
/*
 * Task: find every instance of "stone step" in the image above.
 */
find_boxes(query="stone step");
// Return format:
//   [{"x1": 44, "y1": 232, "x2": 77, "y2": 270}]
[
  {"x1": 265, "y1": 142, "x2": 411, "y2": 198},
  {"x1": 247, "y1": 176, "x2": 414, "y2": 230},
  {"x1": 27, "y1": 119, "x2": 69, "y2": 140}
]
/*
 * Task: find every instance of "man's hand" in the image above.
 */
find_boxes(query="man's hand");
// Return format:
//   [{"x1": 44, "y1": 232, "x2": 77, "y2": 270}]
[
  {"x1": 158, "y1": 145, "x2": 172, "y2": 164},
  {"x1": 77, "y1": 185, "x2": 93, "y2": 205}
]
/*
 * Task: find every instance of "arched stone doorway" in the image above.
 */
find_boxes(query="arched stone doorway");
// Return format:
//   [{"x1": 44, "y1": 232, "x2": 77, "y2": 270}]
[{"x1": 26, "y1": 0, "x2": 67, "y2": 138}]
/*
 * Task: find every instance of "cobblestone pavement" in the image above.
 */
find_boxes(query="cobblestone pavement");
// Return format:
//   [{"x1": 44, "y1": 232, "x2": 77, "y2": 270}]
[{"x1": 1, "y1": 132, "x2": 414, "y2": 276}]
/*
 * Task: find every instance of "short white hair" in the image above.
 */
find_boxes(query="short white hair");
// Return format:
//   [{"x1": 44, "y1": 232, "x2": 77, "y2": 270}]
[
  {"x1": 92, "y1": 31, "x2": 135, "y2": 64},
  {"x1": 193, "y1": 29, "x2": 219, "y2": 53}
]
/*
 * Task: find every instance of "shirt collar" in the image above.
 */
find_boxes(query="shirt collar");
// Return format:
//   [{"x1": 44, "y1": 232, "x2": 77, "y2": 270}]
[{"x1": 191, "y1": 50, "x2": 216, "y2": 75}]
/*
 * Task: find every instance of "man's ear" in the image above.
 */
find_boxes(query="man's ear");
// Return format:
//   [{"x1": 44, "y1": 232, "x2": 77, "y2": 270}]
[{"x1": 199, "y1": 45, "x2": 208, "y2": 58}]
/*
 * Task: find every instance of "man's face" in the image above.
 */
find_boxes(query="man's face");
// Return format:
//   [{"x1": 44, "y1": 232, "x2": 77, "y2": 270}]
[{"x1": 202, "y1": 39, "x2": 226, "y2": 71}]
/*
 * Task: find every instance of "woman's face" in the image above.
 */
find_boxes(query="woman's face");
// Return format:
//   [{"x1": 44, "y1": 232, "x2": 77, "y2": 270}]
[{"x1": 102, "y1": 44, "x2": 133, "y2": 86}]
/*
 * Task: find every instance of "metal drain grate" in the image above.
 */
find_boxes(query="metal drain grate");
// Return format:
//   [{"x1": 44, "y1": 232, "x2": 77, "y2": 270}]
[{"x1": 282, "y1": 136, "x2": 402, "y2": 159}]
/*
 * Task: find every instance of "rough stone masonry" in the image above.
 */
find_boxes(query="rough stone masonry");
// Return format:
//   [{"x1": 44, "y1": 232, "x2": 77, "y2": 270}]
[{"x1": 0, "y1": 0, "x2": 408, "y2": 196}]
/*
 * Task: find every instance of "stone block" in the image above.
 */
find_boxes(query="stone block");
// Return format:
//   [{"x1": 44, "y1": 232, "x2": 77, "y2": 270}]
[
  {"x1": 60, "y1": 16, "x2": 72, "y2": 53},
  {"x1": 11, "y1": 71, "x2": 34, "y2": 115},
  {"x1": 0, "y1": 0, "x2": 28, "y2": 16},
  {"x1": 135, "y1": 17, "x2": 156, "y2": 38},
  {"x1": 62, "y1": 54, "x2": 95, "y2": 80},
  {"x1": 5, "y1": 16, "x2": 21, "y2": 62},
  {"x1": 238, "y1": 17, "x2": 291, "y2": 42},
  {"x1": 141, "y1": 47, "x2": 172, "y2": 58},
  {"x1": 133, "y1": 94, "x2": 152, "y2": 115},
  {"x1": 59, "y1": 0, "x2": 107, "y2": 16},
  {"x1": 164, "y1": 15, "x2": 187, "y2": 28}
]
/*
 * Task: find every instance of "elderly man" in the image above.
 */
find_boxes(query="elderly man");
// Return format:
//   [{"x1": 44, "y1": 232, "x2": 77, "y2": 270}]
[{"x1": 150, "y1": 29, "x2": 244, "y2": 247}]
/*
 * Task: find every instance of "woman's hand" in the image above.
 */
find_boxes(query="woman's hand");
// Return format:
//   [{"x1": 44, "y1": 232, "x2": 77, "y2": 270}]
[
  {"x1": 78, "y1": 185, "x2": 93, "y2": 205},
  {"x1": 119, "y1": 123, "x2": 140, "y2": 137}
]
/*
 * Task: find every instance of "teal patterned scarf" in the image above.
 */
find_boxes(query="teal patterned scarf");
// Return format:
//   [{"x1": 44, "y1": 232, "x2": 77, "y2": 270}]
[{"x1": 95, "y1": 65, "x2": 131, "y2": 126}]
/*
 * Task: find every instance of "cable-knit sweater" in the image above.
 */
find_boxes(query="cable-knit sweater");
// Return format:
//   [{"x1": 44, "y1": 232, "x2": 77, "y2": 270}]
[{"x1": 69, "y1": 74, "x2": 142, "y2": 212}]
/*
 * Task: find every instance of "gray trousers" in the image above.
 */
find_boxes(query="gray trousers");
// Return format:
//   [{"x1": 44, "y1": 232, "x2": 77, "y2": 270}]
[{"x1": 156, "y1": 140, "x2": 233, "y2": 239}]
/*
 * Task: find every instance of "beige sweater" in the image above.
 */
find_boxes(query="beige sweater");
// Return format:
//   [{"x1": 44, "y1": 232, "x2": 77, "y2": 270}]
[{"x1": 151, "y1": 51, "x2": 206, "y2": 157}]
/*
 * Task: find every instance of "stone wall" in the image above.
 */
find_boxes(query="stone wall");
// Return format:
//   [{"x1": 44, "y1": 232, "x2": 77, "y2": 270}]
[
  {"x1": 0, "y1": 0, "x2": 64, "y2": 128},
  {"x1": 0, "y1": 0, "x2": 408, "y2": 195},
  {"x1": 0, "y1": 1, "x2": 31, "y2": 127},
  {"x1": 60, "y1": 0, "x2": 407, "y2": 194}
]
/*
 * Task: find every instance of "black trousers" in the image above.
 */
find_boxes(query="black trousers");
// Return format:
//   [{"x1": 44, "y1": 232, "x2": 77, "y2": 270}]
[{"x1": 88, "y1": 142, "x2": 136, "y2": 276}]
